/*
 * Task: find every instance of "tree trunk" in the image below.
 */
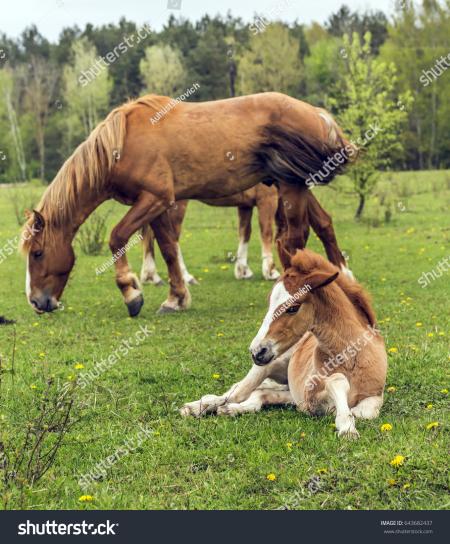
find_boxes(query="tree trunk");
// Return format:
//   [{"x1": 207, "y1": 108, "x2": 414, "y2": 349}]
[{"x1": 355, "y1": 194, "x2": 365, "y2": 220}]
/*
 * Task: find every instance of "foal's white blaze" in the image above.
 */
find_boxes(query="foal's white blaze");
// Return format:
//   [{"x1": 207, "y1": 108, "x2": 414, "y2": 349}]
[{"x1": 250, "y1": 280, "x2": 291, "y2": 353}]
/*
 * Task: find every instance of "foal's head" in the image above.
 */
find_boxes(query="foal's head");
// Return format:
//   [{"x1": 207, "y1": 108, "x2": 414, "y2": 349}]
[
  {"x1": 21, "y1": 210, "x2": 75, "y2": 313},
  {"x1": 249, "y1": 249, "x2": 375, "y2": 365}
]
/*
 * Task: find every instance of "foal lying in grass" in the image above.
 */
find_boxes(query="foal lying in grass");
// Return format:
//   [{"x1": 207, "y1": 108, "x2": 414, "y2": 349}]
[{"x1": 181, "y1": 249, "x2": 387, "y2": 438}]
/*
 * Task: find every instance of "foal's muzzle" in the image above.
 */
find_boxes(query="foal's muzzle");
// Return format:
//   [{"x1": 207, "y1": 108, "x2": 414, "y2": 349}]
[{"x1": 251, "y1": 343, "x2": 275, "y2": 366}]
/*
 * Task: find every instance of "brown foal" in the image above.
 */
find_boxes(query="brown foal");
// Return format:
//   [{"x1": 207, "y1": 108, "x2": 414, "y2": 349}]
[
  {"x1": 181, "y1": 249, "x2": 387, "y2": 439},
  {"x1": 21, "y1": 92, "x2": 354, "y2": 316}
]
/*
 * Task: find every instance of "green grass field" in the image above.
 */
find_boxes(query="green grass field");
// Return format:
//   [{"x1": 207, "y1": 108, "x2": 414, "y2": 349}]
[{"x1": 0, "y1": 171, "x2": 448, "y2": 510}]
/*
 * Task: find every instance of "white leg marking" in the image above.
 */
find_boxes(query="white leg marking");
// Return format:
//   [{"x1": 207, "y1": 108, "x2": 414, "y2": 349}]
[
  {"x1": 325, "y1": 373, "x2": 359, "y2": 439},
  {"x1": 234, "y1": 240, "x2": 253, "y2": 279},
  {"x1": 340, "y1": 264, "x2": 355, "y2": 281},
  {"x1": 351, "y1": 395, "x2": 383, "y2": 419},
  {"x1": 177, "y1": 244, "x2": 198, "y2": 285},
  {"x1": 140, "y1": 250, "x2": 163, "y2": 285},
  {"x1": 262, "y1": 252, "x2": 280, "y2": 281},
  {"x1": 217, "y1": 389, "x2": 294, "y2": 416}
]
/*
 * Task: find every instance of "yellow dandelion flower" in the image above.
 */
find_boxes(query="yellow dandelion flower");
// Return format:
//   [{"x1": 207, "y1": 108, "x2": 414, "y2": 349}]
[
  {"x1": 203, "y1": 268, "x2": 209, "y2": 273},
  {"x1": 74, "y1": 363, "x2": 84, "y2": 370},
  {"x1": 438, "y1": 331, "x2": 444, "y2": 336},
  {"x1": 415, "y1": 322, "x2": 422, "y2": 327},
  {"x1": 380, "y1": 423, "x2": 393, "y2": 432},
  {"x1": 388, "y1": 347, "x2": 398, "y2": 354},
  {"x1": 403, "y1": 483, "x2": 411, "y2": 490},
  {"x1": 385, "y1": 317, "x2": 391, "y2": 322},
  {"x1": 32, "y1": 322, "x2": 39, "y2": 327},
  {"x1": 440, "y1": 389, "x2": 448, "y2": 395},
  {"x1": 426, "y1": 421, "x2": 439, "y2": 430},
  {"x1": 427, "y1": 332, "x2": 434, "y2": 338},
  {"x1": 266, "y1": 473, "x2": 276, "y2": 481},
  {"x1": 220, "y1": 265, "x2": 229, "y2": 270},
  {"x1": 317, "y1": 468, "x2": 328, "y2": 474},
  {"x1": 212, "y1": 373, "x2": 221, "y2": 379},
  {"x1": 387, "y1": 386, "x2": 397, "y2": 393},
  {"x1": 78, "y1": 495, "x2": 94, "y2": 502},
  {"x1": 286, "y1": 442, "x2": 293, "y2": 450},
  {"x1": 390, "y1": 455, "x2": 405, "y2": 468},
  {"x1": 426, "y1": 404, "x2": 433, "y2": 410},
  {"x1": 38, "y1": 352, "x2": 45, "y2": 358},
  {"x1": 387, "y1": 478, "x2": 396, "y2": 486},
  {"x1": 300, "y1": 432, "x2": 306, "y2": 438},
  {"x1": 30, "y1": 384, "x2": 37, "y2": 390},
  {"x1": 217, "y1": 333, "x2": 224, "y2": 337}
]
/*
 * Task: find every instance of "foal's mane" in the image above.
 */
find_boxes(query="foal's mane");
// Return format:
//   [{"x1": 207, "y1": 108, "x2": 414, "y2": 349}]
[
  {"x1": 290, "y1": 249, "x2": 376, "y2": 327},
  {"x1": 20, "y1": 95, "x2": 172, "y2": 252}
]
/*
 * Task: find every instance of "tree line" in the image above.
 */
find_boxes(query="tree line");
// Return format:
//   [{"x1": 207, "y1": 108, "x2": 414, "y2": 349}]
[{"x1": 0, "y1": 0, "x2": 449, "y2": 185}]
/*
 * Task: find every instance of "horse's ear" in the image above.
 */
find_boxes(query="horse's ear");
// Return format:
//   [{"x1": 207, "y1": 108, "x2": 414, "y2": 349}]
[
  {"x1": 277, "y1": 240, "x2": 293, "y2": 270},
  {"x1": 32, "y1": 210, "x2": 46, "y2": 232},
  {"x1": 304, "y1": 271, "x2": 339, "y2": 293}
]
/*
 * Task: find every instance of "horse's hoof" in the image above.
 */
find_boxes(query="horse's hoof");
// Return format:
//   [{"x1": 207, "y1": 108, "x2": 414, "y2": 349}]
[
  {"x1": 157, "y1": 304, "x2": 178, "y2": 315},
  {"x1": 188, "y1": 277, "x2": 199, "y2": 286},
  {"x1": 127, "y1": 294, "x2": 144, "y2": 317}
]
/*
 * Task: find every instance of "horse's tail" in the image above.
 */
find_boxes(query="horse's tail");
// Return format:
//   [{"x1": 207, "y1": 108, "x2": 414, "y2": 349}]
[{"x1": 250, "y1": 114, "x2": 357, "y2": 189}]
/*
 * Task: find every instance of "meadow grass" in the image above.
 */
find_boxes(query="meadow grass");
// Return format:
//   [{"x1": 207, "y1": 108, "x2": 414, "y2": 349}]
[{"x1": 0, "y1": 170, "x2": 448, "y2": 510}]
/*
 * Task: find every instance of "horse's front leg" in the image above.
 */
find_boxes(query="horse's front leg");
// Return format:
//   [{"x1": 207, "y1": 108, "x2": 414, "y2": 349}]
[
  {"x1": 150, "y1": 211, "x2": 191, "y2": 313},
  {"x1": 277, "y1": 185, "x2": 310, "y2": 256},
  {"x1": 110, "y1": 192, "x2": 168, "y2": 317}
]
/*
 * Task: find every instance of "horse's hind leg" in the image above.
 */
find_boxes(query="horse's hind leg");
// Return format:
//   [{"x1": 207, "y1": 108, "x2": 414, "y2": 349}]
[
  {"x1": 306, "y1": 192, "x2": 354, "y2": 279},
  {"x1": 140, "y1": 226, "x2": 164, "y2": 286},
  {"x1": 110, "y1": 192, "x2": 169, "y2": 317},
  {"x1": 257, "y1": 189, "x2": 280, "y2": 280},
  {"x1": 276, "y1": 185, "x2": 310, "y2": 256},
  {"x1": 151, "y1": 210, "x2": 191, "y2": 314},
  {"x1": 351, "y1": 396, "x2": 383, "y2": 419},
  {"x1": 234, "y1": 206, "x2": 253, "y2": 279}
]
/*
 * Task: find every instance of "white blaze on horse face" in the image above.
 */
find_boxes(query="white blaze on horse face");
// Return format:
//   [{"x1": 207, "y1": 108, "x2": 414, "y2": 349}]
[
  {"x1": 25, "y1": 254, "x2": 31, "y2": 300},
  {"x1": 250, "y1": 280, "x2": 291, "y2": 353}
]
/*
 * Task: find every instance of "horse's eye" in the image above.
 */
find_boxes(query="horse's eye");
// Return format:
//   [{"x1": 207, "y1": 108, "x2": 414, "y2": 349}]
[
  {"x1": 33, "y1": 250, "x2": 43, "y2": 259},
  {"x1": 286, "y1": 305, "x2": 300, "y2": 314}
]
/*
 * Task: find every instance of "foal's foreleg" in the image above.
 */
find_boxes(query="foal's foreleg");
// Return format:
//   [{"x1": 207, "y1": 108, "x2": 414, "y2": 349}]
[
  {"x1": 306, "y1": 192, "x2": 354, "y2": 278},
  {"x1": 325, "y1": 373, "x2": 359, "y2": 439},
  {"x1": 150, "y1": 211, "x2": 191, "y2": 314},
  {"x1": 180, "y1": 364, "x2": 271, "y2": 417},
  {"x1": 110, "y1": 192, "x2": 168, "y2": 316},
  {"x1": 217, "y1": 387, "x2": 293, "y2": 416}
]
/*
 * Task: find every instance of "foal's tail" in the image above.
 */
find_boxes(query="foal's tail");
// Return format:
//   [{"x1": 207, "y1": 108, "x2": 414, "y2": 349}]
[{"x1": 250, "y1": 114, "x2": 357, "y2": 189}]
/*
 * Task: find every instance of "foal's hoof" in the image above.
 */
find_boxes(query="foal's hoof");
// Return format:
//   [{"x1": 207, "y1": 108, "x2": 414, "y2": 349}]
[
  {"x1": 187, "y1": 276, "x2": 200, "y2": 286},
  {"x1": 127, "y1": 294, "x2": 144, "y2": 317}
]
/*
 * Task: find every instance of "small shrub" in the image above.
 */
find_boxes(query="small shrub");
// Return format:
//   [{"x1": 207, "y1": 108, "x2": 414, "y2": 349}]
[{"x1": 77, "y1": 209, "x2": 110, "y2": 256}]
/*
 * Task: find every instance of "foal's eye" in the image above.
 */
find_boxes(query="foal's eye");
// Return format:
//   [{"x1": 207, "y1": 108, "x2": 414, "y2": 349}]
[
  {"x1": 286, "y1": 305, "x2": 300, "y2": 314},
  {"x1": 33, "y1": 250, "x2": 43, "y2": 259}
]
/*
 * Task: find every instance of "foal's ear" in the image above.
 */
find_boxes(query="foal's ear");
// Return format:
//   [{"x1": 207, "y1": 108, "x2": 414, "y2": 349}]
[
  {"x1": 304, "y1": 271, "x2": 339, "y2": 292},
  {"x1": 32, "y1": 210, "x2": 46, "y2": 232},
  {"x1": 277, "y1": 240, "x2": 293, "y2": 270}
]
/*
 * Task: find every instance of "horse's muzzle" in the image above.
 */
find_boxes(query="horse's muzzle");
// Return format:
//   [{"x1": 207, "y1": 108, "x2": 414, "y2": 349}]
[
  {"x1": 251, "y1": 343, "x2": 275, "y2": 366},
  {"x1": 30, "y1": 295, "x2": 58, "y2": 313}
]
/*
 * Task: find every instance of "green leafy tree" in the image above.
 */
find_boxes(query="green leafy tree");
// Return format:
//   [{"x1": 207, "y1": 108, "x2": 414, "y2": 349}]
[
  {"x1": 140, "y1": 44, "x2": 186, "y2": 96},
  {"x1": 63, "y1": 37, "x2": 112, "y2": 150},
  {"x1": 237, "y1": 23, "x2": 302, "y2": 95},
  {"x1": 331, "y1": 32, "x2": 412, "y2": 219}
]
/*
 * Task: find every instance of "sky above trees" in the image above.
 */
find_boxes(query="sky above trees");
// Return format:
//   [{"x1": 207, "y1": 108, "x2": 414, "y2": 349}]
[{"x1": 2, "y1": 0, "x2": 396, "y2": 41}]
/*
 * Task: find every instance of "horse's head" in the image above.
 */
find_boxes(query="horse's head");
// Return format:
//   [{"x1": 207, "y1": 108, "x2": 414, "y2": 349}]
[
  {"x1": 22, "y1": 210, "x2": 75, "y2": 313},
  {"x1": 249, "y1": 248, "x2": 339, "y2": 365}
]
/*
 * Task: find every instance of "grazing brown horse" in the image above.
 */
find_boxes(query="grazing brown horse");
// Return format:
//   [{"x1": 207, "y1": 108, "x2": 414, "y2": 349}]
[
  {"x1": 140, "y1": 185, "x2": 352, "y2": 285},
  {"x1": 21, "y1": 92, "x2": 354, "y2": 316},
  {"x1": 181, "y1": 248, "x2": 387, "y2": 439}
]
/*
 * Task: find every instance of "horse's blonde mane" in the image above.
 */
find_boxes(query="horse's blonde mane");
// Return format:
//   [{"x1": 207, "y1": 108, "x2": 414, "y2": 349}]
[{"x1": 20, "y1": 94, "x2": 172, "y2": 253}]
